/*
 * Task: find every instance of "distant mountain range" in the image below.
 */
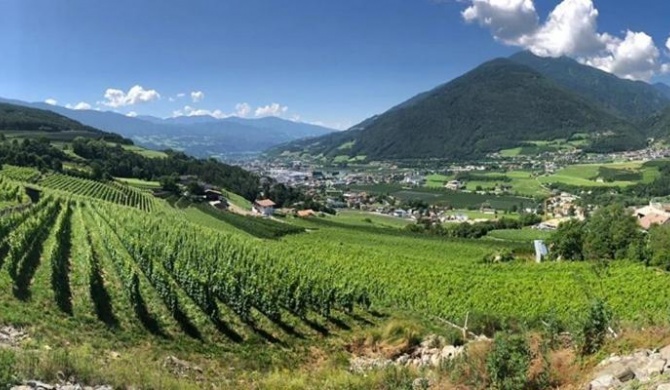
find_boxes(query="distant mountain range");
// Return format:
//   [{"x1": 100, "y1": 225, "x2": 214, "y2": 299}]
[
  {"x1": 0, "y1": 97, "x2": 336, "y2": 158},
  {"x1": 270, "y1": 52, "x2": 670, "y2": 161}
]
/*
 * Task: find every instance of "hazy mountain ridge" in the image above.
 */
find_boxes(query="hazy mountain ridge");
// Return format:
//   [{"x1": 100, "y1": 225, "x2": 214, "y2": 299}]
[{"x1": 0, "y1": 98, "x2": 336, "y2": 158}]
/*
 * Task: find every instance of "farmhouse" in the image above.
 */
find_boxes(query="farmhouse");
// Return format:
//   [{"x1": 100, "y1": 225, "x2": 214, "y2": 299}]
[
  {"x1": 297, "y1": 209, "x2": 316, "y2": 218},
  {"x1": 444, "y1": 180, "x2": 465, "y2": 191},
  {"x1": 393, "y1": 209, "x2": 409, "y2": 218},
  {"x1": 209, "y1": 199, "x2": 228, "y2": 210},
  {"x1": 634, "y1": 202, "x2": 670, "y2": 230},
  {"x1": 253, "y1": 199, "x2": 276, "y2": 217},
  {"x1": 203, "y1": 189, "x2": 223, "y2": 201},
  {"x1": 639, "y1": 213, "x2": 670, "y2": 230}
]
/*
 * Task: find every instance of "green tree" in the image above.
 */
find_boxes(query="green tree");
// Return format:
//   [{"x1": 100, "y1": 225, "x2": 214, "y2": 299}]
[
  {"x1": 549, "y1": 219, "x2": 586, "y2": 260},
  {"x1": 649, "y1": 224, "x2": 670, "y2": 269},
  {"x1": 583, "y1": 204, "x2": 641, "y2": 260}
]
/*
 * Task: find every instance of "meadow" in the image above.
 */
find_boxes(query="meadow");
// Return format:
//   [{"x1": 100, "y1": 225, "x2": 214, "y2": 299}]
[{"x1": 539, "y1": 161, "x2": 660, "y2": 187}]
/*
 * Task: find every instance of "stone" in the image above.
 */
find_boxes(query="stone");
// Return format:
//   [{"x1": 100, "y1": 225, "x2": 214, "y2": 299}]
[
  {"x1": 396, "y1": 354, "x2": 410, "y2": 365},
  {"x1": 440, "y1": 345, "x2": 461, "y2": 360},
  {"x1": 594, "y1": 362, "x2": 636, "y2": 382},
  {"x1": 60, "y1": 386, "x2": 83, "y2": 390},
  {"x1": 412, "y1": 377, "x2": 432, "y2": 390},
  {"x1": 656, "y1": 384, "x2": 670, "y2": 390},
  {"x1": 430, "y1": 353, "x2": 441, "y2": 367},
  {"x1": 598, "y1": 354, "x2": 622, "y2": 367},
  {"x1": 633, "y1": 358, "x2": 666, "y2": 382},
  {"x1": 659, "y1": 344, "x2": 670, "y2": 361},
  {"x1": 420, "y1": 354, "x2": 431, "y2": 366},
  {"x1": 27, "y1": 381, "x2": 55, "y2": 390},
  {"x1": 589, "y1": 374, "x2": 622, "y2": 390},
  {"x1": 9, "y1": 386, "x2": 33, "y2": 390}
]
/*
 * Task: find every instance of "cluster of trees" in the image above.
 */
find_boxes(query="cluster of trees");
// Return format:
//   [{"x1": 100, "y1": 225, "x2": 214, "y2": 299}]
[
  {"x1": 72, "y1": 138, "x2": 260, "y2": 200},
  {"x1": 549, "y1": 203, "x2": 670, "y2": 268},
  {"x1": 0, "y1": 138, "x2": 65, "y2": 171},
  {"x1": 406, "y1": 213, "x2": 542, "y2": 239}
]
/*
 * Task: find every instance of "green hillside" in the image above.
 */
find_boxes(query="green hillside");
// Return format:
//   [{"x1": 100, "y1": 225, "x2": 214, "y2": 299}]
[
  {"x1": 645, "y1": 106, "x2": 670, "y2": 139},
  {"x1": 509, "y1": 51, "x2": 670, "y2": 121},
  {"x1": 0, "y1": 103, "x2": 128, "y2": 143},
  {"x1": 270, "y1": 58, "x2": 643, "y2": 161}
]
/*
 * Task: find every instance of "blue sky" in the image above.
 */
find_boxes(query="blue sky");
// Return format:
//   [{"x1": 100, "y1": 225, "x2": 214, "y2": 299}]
[{"x1": 1, "y1": 0, "x2": 669, "y2": 129}]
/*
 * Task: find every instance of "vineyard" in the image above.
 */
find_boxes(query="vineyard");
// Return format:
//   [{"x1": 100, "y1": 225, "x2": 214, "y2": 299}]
[
  {"x1": 2, "y1": 171, "x2": 670, "y2": 388},
  {"x1": 2, "y1": 185, "x2": 670, "y2": 346},
  {"x1": 0, "y1": 192, "x2": 372, "y2": 344},
  {"x1": 38, "y1": 174, "x2": 157, "y2": 212}
]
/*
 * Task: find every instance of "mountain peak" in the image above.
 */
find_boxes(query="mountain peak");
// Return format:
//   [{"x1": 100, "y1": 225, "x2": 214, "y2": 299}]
[{"x1": 509, "y1": 51, "x2": 670, "y2": 120}]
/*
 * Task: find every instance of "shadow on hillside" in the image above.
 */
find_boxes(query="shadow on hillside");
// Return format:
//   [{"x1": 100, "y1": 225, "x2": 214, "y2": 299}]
[
  {"x1": 132, "y1": 286, "x2": 169, "y2": 338},
  {"x1": 13, "y1": 215, "x2": 56, "y2": 301},
  {"x1": 52, "y1": 209, "x2": 73, "y2": 315},
  {"x1": 90, "y1": 248, "x2": 119, "y2": 328}
]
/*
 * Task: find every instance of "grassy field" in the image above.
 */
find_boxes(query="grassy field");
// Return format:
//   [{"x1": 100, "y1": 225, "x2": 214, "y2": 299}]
[
  {"x1": 115, "y1": 177, "x2": 162, "y2": 189},
  {"x1": 222, "y1": 189, "x2": 253, "y2": 210},
  {"x1": 332, "y1": 209, "x2": 412, "y2": 229},
  {"x1": 539, "y1": 162, "x2": 659, "y2": 187},
  {"x1": 181, "y1": 205, "x2": 252, "y2": 236},
  {"x1": 425, "y1": 171, "x2": 549, "y2": 196},
  {"x1": 485, "y1": 228, "x2": 554, "y2": 242},
  {"x1": 425, "y1": 174, "x2": 449, "y2": 188},
  {"x1": 120, "y1": 144, "x2": 168, "y2": 159},
  {"x1": 348, "y1": 184, "x2": 535, "y2": 210}
]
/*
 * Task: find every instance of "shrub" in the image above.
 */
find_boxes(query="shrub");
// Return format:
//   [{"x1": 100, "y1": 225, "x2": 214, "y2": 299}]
[
  {"x1": 0, "y1": 349, "x2": 17, "y2": 389},
  {"x1": 579, "y1": 299, "x2": 612, "y2": 356},
  {"x1": 486, "y1": 333, "x2": 531, "y2": 390}
]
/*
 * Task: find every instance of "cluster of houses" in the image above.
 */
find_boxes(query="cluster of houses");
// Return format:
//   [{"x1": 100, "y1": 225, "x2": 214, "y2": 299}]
[
  {"x1": 634, "y1": 201, "x2": 670, "y2": 230},
  {"x1": 544, "y1": 192, "x2": 585, "y2": 219}
]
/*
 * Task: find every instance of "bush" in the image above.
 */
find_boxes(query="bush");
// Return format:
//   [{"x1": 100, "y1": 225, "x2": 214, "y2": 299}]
[
  {"x1": 486, "y1": 333, "x2": 531, "y2": 390},
  {"x1": 579, "y1": 299, "x2": 612, "y2": 356},
  {"x1": 0, "y1": 349, "x2": 17, "y2": 389}
]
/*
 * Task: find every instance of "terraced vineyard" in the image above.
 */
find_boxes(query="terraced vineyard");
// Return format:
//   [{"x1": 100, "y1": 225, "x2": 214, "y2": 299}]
[{"x1": 39, "y1": 174, "x2": 157, "y2": 212}]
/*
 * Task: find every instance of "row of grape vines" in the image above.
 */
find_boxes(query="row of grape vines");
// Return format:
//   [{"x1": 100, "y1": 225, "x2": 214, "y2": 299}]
[
  {"x1": 0, "y1": 165, "x2": 41, "y2": 182},
  {"x1": 89, "y1": 202, "x2": 371, "y2": 323},
  {"x1": 0, "y1": 177, "x2": 26, "y2": 204},
  {"x1": 39, "y1": 174, "x2": 156, "y2": 211}
]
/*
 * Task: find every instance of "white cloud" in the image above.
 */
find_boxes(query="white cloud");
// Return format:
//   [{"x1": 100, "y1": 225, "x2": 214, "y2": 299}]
[
  {"x1": 101, "y1": 85, "x2": 160, "y2": 107},
  {"x1": 666, "y1": 37, "x2": 670, "y2": 51},
  {"x1": 234, "y1": 102, "x2": 251, "y2": 117},
  {"x1": 190, "y1": 91, "x2": 204, "y2": 103},
  {"x1": 126, "y1": 111, "x2": 138, "y2": 117},
  {"x1": 254, "y1": 103, "x2": 288, "y2": 117},
  {"x1": 585, "y1": 31, "x2": 661, "y2": 81},
  {"x1": 177, "y1": 93, "x2": 185, "y2": 98},
  {"x1": 66, "y1": 101, "x2": 92, "y2": 110},
  {"x1": 45, "y1": 98, "x2": 58, "y2": 106},
  {"x1": 172, "y1": 102, "x2": 291, "y2": 120},
  {"x1": 462, "y1": 0, "x2": 539, "y2": 44},
  {"x1": 461, "y1": 0, "x2": 670, "y2": 81},
  {"x1": 173, "y1": 105, "x2": 227, "y2": 119}
]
